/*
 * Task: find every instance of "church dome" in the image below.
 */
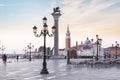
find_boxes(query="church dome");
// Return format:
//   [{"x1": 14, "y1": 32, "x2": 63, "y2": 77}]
[
  {"x1": 84, "y1": 37, "x2": 91, "y2": 45},
  {"x1": 82, "y1": 37, "x2": 92, "y2": 49}
]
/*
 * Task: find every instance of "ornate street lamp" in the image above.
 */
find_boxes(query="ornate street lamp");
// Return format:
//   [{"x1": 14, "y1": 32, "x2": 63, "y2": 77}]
[
  {"x1": 33, "y1": 17, "x2": 56, "y2": 74},
  {"x1": 95, "y1": 35, "x2": 102, "y2": 60},
  {"x1": 0, "y1": 45, "x2": 6, "y2": 54},
  {"x1": 112, "y1": 41, "x2": 119, "y2": 59},
  {"x1": 27, "y1": 43, "x2": 34, "y2": 61}
]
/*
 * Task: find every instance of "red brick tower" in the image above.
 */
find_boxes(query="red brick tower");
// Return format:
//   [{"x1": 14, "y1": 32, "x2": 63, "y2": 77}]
[{"x1": 66, "y1": 25, "x2": 71, "y2": 50}]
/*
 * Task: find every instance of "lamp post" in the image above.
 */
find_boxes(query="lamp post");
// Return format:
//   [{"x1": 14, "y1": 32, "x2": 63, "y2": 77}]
[
  {"x1": 91, "y1": 39, "x2": 95, "y2": 59},
  {"x1": 0, "y1": 45, "x2": 5, "y2": 54},
  {"x1": 67, "y1": 49, "x2": 70, "y2": 64},
  {"x1": 112, "y1": 41, "x2": 119, "y2": 59},
  {"x1": 95, "y1": 35, "x2": 102, "y2": 60},
  {"x1": 27, "y1": 43, "x2": 34, "y2": 61},
  {"x1": 33, "y1": 17, "x2": 56, "y2": 74}
]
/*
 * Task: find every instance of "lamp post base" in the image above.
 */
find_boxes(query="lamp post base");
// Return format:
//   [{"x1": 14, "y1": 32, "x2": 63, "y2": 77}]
[
  {"x1": 29, "y1": 58, "x2": 31, "y2": 61},
  {"x1": 40, "y1": 68, "x2": 49, "y2": 74},
  {"x1": 96, "y1": 57, "x2": 98, "y2": 60}
]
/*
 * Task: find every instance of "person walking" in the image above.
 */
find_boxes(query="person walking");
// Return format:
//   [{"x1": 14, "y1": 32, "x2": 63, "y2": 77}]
[
  {"x1": 16, "y1": 55, "x2": 19, "y2": 61},
  {"x1": 2, "y1": 54, "x2": 7, "y2": 65}
]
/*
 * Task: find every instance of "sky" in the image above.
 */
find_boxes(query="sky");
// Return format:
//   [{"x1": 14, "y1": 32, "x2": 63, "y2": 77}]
[{"x1": 0, "y1": 0, "x2": 120, "y2": 54}]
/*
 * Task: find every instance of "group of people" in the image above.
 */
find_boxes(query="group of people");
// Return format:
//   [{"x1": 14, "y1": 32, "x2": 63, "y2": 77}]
[{"x1": 1, "y1": 54, "x2": 19, "y2": 65}]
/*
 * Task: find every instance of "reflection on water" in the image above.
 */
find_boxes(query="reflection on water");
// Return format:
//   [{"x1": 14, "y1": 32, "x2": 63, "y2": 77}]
[
  {"x1": 65, "y1": 61, "x2": 120, "y2": 80},
  {"x1": 70, "y1": 59, "x2": 120, "y2": 69},
  {"x1": 69, "y1": 63, "x2": 120, "y2": 70}
]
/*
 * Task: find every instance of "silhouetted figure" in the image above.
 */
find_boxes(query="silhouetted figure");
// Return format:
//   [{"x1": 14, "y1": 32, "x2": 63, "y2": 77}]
[
  {"x1": 2, "y1": 54, "x2": 7, "y2": 65},
  {"x1": 16, "y1": 55, "x2": 19, "y2": 61}
]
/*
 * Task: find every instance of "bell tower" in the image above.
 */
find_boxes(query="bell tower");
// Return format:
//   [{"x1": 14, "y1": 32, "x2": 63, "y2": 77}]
[{"x1": 66, "y1": 25, "x2": 71, "y2": 50}]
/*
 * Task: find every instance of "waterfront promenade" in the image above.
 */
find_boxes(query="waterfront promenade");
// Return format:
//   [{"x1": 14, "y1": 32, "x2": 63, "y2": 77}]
[{"x1": 0, "y1": 59, "x2": 120, "y2": 80}]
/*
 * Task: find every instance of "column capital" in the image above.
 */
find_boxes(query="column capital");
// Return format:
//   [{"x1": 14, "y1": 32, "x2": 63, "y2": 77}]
[{"x1": 51, "y1": 13, "x2": 62, "y2": 20}]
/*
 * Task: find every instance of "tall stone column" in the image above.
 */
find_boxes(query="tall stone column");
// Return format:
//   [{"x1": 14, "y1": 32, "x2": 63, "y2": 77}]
[{"x1": 51, "y1": 7, "x2": 62, "y2": 58}]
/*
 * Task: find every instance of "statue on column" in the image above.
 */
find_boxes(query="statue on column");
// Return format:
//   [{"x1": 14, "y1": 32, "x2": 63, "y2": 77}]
[{"x1": 53, "y1": 7, "x2": 60, "y2": 14}]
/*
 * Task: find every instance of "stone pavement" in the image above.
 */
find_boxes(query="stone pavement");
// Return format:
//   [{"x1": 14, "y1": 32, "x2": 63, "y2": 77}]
[{"x1": 0, "y1": 59, "x2": 120, "y2": 80}]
